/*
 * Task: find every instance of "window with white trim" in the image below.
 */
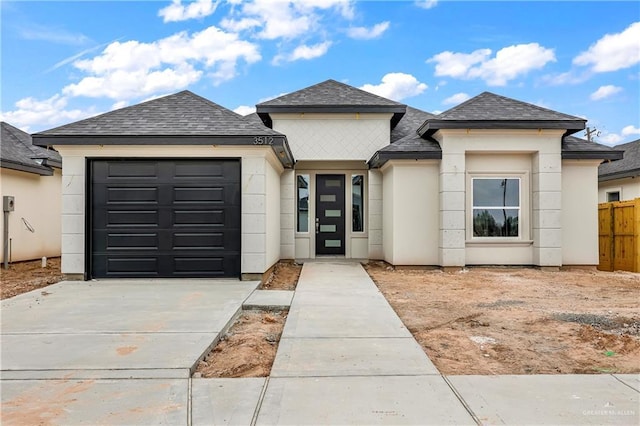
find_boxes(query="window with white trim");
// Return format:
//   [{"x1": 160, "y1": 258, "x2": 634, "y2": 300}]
[
  {"x1": 297, "y1": 174, "x2": 309, "y2": 233},
  {"x1": 472, "y1": 177, "x2": 520, "y2": 237},
  {"x1": 607, "y1": 191, "x2": 620, "y2": 202}
]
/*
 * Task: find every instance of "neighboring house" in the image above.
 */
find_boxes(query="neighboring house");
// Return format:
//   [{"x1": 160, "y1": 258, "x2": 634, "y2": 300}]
[
  {"x1": 1, "y1": 122, "x2": 62, "y2": 263},
  {"x1": 32, "y1": 80, "x2": 621, "y2": 279},
  {"x1": 598, "y1": 139, "x2": 640, "y2": 202}
]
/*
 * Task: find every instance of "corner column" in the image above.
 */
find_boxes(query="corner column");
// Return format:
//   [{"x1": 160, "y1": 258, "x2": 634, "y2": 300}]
[{"x1": 439, "y1": 152, "x2": 466, "y2": 267}]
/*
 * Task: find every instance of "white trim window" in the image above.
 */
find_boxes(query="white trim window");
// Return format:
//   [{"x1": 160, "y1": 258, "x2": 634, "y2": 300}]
[
  {"x1": 296, "y1": 174, "x2": 310, "y2": 233},
  {"x1": 352, "y1": 174, "x2": 365, "y2": 233},
  {"x1": 472, "y1": 177, "x2": 521, "y2": 238}
]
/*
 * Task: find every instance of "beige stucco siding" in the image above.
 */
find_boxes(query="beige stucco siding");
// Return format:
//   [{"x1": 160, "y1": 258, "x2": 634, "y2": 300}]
[
  {"x1": 381, "y1": 161, "x2": 439, "y2": 265},
  {"x1": 0, "y1": 168, "x2": 62, "y2": 262},
  {"x1": 54, "y1": 145, "x2": 282, "y2": 276},
  {"x1": 280, "y1": 170, "x2": 295, "y2": 259},
  {"x1": 563, "y1": 160, "x2": 601, "y2": 265},
  {"x1": 265, "y1": 159, "x2": 281, "y2": 269},
  {"x1": 271, "y1": 113, "x2": 392, "y2": 161},
  {"x1": 598, "y1": 177, "x2": 640, "y2": 202},
  {"x1": 367, "y1": 169, "x2": 383, "y2": 259}
]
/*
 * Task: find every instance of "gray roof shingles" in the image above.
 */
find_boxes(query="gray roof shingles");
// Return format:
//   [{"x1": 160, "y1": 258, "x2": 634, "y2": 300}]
[
  {"x1": 391, "y1": 106, "x2": 436, "y2": 143},
  {"x1": 257, "y1": 79, "x2": 404, "y2": 108},
  {"x1": 36, "y1": 91, "x2": 282, "y2": 137},
  {"x1": 419, "y1": 92, "x2": 586, "y2": 135},
  {"x1": 1, "y1": 122, "x2": 61, "y2": 175},
  {"x1": 598, "y1": 138, "x2": 640, "y2": 180}
]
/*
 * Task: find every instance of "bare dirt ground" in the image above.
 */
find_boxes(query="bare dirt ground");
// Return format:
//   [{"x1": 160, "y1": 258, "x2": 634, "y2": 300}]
[
  {"x1": 0, "y1": 257, "x2": 64, "y2": 300},
  {"x1": 195, "y1": 311, "x2": 287, "y2": 378},
  {"x1": 260, "y1": 261, "x2": 301, "y2": 290},
  {"x1": 195, "y1": 261, "x2": 299, "y2": 378},
  {"x1": 365, "y1": 262, "x2": 640, "y2": 375}
]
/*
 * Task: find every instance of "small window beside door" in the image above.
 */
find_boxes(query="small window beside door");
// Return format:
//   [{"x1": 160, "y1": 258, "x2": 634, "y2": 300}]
[
  {"x1": 352, "y1": 175, "x2": 364, "y2": 232},
  {"x1": 297, "y1": 175, "x2": 309, "y2": 232}
]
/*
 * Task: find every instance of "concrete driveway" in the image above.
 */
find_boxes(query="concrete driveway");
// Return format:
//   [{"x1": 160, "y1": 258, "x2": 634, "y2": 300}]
[{"x1": 1, "y1": 279, "x2": 257, "y2": 424}]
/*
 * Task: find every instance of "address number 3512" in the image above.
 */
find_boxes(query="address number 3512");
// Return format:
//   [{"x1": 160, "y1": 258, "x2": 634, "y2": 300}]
[{"x1": 254, "y1": 136, "x2": 274, "y2": 145}]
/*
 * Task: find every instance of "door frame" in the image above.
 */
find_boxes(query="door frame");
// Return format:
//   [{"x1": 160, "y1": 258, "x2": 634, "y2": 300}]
[{"x1": 315, "y1": 174, "x2": 346, "y2": 255}]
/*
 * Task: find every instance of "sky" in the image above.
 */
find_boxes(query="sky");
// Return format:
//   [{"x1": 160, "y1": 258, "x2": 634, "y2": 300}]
[{"x1": 1, "y1": 0, "x2": 639, "y2": 146}]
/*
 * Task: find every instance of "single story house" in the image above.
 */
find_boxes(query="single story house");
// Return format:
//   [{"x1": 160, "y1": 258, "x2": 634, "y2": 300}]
[
  {"x1": 1, "y1": 122, "x2": 62, "y2": 263},
  {"x1": 32, "y1": 80, "x2": 622, "y2": 279},
  {"x1": 598, "y1": 139, "x2": 640, "y2": 202}
]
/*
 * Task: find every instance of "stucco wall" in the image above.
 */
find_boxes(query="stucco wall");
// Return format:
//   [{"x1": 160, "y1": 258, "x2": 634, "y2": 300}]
[
  {"x1": 563, "y1": 160, "x2": 601, "y2": 265},
  {"x1": 368, "y1": 169, "x2": 383, "y2": 259},
  {"x1": 280, "y1": 170, "x2": 295, "y2": 259},
  {"x1": 265, "y1": 159, "x2": 281, "y2": 269},
  {"x1": 271, "y1": 113, "x2": 392, "y2": 161},
  {"x1": 0, "y1": 168, "x2": 62, "y2": 262},
  {"x1": 54, "y1": 145, "x2": 282, "y2": 276},
  {"x1": 381, "y1": 161, "x2": 439, "y2": 265},
  {"x1": 598, "y1": 177, "x2": 640, "y2": 202}
]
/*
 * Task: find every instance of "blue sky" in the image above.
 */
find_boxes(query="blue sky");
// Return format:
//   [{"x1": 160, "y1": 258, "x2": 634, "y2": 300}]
[{"x1": 2, "y1": 1, "x2": 639, "y2": 145}]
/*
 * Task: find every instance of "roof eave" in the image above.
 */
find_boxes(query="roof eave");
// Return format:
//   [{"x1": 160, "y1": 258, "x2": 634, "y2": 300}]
[
  {"x1": 256, "y1": 105, "x2": 407, "y2": 114},
  {"x1": 562, "y1": 150, "x2": 624, "y2": 161},
  {"x1": 0, "y1": 159, "x2": 54, "y2": 176},
  {"x1": 368, "y1": 150, "x2": 442, "y2": 169},
  {"x1": 598, "y1": 168, "x2": 640, "y2": 182},
  {"x1": 418, "y1": 120, "x2": 586, "y2": 137},
  {"x1": 32, "y1": 134, "x2": 295, "y2": 168}
]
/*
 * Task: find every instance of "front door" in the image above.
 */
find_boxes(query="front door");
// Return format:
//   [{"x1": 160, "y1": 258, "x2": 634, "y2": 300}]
[{"x1": 315, "y1": 174, "x2": 345, "y2": 255}]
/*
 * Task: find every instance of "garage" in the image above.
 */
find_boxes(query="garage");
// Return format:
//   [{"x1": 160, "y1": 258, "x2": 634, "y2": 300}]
[{"x1": 89, "y1": 159, "x2": 240, "y2": 278}]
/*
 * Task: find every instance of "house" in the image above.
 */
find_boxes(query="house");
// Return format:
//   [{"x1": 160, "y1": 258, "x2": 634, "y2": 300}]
[
  {"x1": 598, "y1": 139, "x2": 640, "y2": 202},
  {"x1": 1, "y1": 122, "x2": 62, "y2": 263},
  {"x1": 32, "y1": 80, "x2": 622, "y2": 279}
]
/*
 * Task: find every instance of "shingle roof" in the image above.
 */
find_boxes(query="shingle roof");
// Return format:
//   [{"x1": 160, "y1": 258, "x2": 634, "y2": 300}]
[
  {"x1": 418, "y1": 92, "x2": 585, "y2": 136},
  {"x1": 598, "y1": 138, "x2": 640, "y2": 180},
  {"x1": 391, "y1": 106, "x2": 436, "y2": 143},
  {"x1": 563, "y1": 135, "x2": 623, "y2": 160},
  {"x1": 258, "y1": 79, "x2": 404, "y2": 108},
  {"x1": 33, "y1": 91, "x2": 294, "y2": 168},
  {"x1": 37, "y1": 91, "x2": 282, "y2": 137},
  {"x1": 256, "y1": 79, "x2": 407, "y2": 128},
  {"x1": 1, "y1": 122, "x2": 61, "y2": 175}
]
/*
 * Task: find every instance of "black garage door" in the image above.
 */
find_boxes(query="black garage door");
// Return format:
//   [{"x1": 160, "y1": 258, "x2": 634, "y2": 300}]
[{"x1": 90, "y1": 159, "x2": 240, "y2": 278}]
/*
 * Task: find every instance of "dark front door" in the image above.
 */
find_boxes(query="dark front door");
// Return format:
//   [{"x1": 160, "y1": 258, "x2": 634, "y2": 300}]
[
  {"x1": 315, "y1": 174, "x2": 345, "y2": 255},
  {"x1": 89, "y1": 159, "x2": 240, "y2": 278}
]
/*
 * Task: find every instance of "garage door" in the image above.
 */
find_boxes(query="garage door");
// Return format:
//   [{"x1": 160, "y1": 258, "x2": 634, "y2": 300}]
[{"x1": 90, "y1": 159, "x2": 240, "y2": 278}]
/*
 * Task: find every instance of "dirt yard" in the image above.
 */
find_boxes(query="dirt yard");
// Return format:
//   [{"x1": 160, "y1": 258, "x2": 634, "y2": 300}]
[
  {"x1": 195, "y1": 261, "x2": 300, "y2": 378},
  {"x1": 365, "y1": 262, "x2": 640, "y2": 375},
  {"x1": 0, "y1": 257, "x2": 64, "y2": 300}
]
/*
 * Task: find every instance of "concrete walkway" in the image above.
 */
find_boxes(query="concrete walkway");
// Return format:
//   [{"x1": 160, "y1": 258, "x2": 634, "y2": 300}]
[{"x1": 2, "y1": 263, "x2": 638, "y2": 425}]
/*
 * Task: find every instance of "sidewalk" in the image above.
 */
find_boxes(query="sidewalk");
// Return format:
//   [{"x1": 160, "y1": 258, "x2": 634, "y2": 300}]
[{"x1": 245, "y1": 261, "x2": 639, "y2": 426}]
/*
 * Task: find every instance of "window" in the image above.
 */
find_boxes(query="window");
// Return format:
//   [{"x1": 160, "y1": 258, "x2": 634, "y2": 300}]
[
  {"x1": 472, "y1": 178, "x2": 520, "y2": 237},
  {"x1": 607, "y1": 191, "x2": 620, "y2": 202},
  {"x1": 297, "y1": 175, "x2": 309, "y2": 232},
  {"x1": 352, "y1": 175, "x2": 364, "y2": 232}
]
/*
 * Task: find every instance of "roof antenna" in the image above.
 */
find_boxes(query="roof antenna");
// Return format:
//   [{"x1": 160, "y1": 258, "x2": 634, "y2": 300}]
[{"x1": 584, "y1": 126, "x2": 600, "y2": 142}]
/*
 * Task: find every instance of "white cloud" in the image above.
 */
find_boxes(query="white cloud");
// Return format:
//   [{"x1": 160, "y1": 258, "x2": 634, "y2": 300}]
[
  {"x1": 590, "y1": 85, "x2": 622, "y2": 100},
  {"x1": 542, "y1": 70, "x2": 591, "y2": 86},
  {"x1": 622, "y1": 125, "x2": 640, "y2": 136},
  {"x1": 360, "y1": 73, "x2": 428, "y2": 101},
  {"x1": 347, "y1": 21, "x2": 389, "y2": 40},
  {"x1": 574, "y1": 22, "x2": 640, "y2": 72},
  {"x1": 221, "y1": 0, "x2": 353, "y2": 40},
  {"x1": 158, "y1": 0, "x2": 219, "y2": 23},
  {"x1": 18, "y1": 23, "x2": 89, "y2": 45},
  {"x1": 63, "y1": 26, "x2": 261, "y2": 100},
  {"x1": 595, "y1": 125, "x2": 640, "y2": 146},
  {"x1": 442, "y1": 92, "x2": 470, "y2": 105},
  {"x1": 273, "y1": 41, "x2": 332, "y2": 64},
  {"x1": 0, "y1": 94, "x2": 98, "y2": 132},
  {"x1": 415, "y1": 0, "x2": 437, "y2": 9},
  {"x1": 234, "y1": 105, "x2": 256, "y2": 115},
  {"x1": 429, "y1": 43, "x2": 556, "y2": 86},
  {"x1": 111, "y1": 100, "x2": 129, "y2": 110}
]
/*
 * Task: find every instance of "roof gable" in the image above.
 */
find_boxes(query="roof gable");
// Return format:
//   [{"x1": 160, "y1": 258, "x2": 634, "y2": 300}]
[
  {"x1": 599, "y1": 138, "x2": 640, "y2": 180},
  {"x1": 418, "y1": 92, "x2": 585, "y2": 136}
]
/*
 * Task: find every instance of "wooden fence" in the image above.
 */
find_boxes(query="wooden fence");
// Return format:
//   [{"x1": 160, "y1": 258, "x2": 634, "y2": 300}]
[{"x1": 598, "y1": 198, "x2": 640, "y2": 272}]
